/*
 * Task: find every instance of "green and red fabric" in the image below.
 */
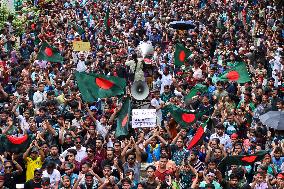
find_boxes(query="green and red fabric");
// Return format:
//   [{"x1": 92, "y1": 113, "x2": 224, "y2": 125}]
[
  {"x1": 187, "y1": 119, "x2": 209, "y2": 150},
  {"x1": 69, "y1": 21, "x2": 85, "y2": 35},
  {"x1": 213, "y1": 62, "x2": 251, "y2": 84},
  {"x1": 0, "y1": 134, "x2": 34, "y2": 153},
  {"x1": 218, "y1": 150, "x2": 268, "y2": 168},
  {"x1": 174, "y1": 43, "x2": 191, "y2": 67},
  {"x1": 104, "y1": 7, "x2": 111, "y2": 35},
  {"x1": 184, "y1": 84, "x2": 207, "y2": 102},
  {"x1": 115, "y1": 97, "x2": 131, "y2": 138},
  {"x1": 75, "y1": 72, "x2": 126, "y2": 102},
  {"x1": 163, "y1": 104, "x2": 200, "y2": 128},
  {"x1": 37, "y1": 42, "x2": 64, "y2": 63}
]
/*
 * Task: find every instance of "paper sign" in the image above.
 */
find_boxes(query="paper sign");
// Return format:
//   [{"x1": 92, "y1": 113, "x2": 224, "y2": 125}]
[
  {"x1": 73, "y1": 41, "x2": 91, "y2": 51},
  {"x1": 132, "y1": 109, "x2": 156, "y2": 128}
]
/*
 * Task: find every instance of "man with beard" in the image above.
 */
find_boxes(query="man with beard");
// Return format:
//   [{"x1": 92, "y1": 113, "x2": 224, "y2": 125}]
[
  {"x1": 42, "y1": 145, "x2": 61, "y2": 169},
  {"x1": 101, "y1": 148, "x2": 123, "y2": 179},
  {"x1": 154, "y1": 154, "x2": 174, "y2": 182},
  {"x1": 24, "y1": 169, "x2": 42, "y2": 189},
  {"x1": 76, "y1": 52, "x2": 87, "y2": 73},
  {"x1": 3, "y1": 159, "x2": 23, "y2": 189},
  {"x1": 220, "y1": 173, "x2": 248, "y2": 189},
  {"x1": 141, "y1": 165, "x2": 159, "y2": 189},
  {"x1": 83, "y1": 125, "x2": 97, "y2": 147},
  {"x1": 93, "y1": 137, "x2": 107, "y2": 176},
  {"x1": 198, "y1": 171, "x2": 222, "y2": 189},
  {"x1": 42, "y1": 162, "x2": 61, "y2": 189},
  {"x1": 197, "y1": 95, "x2": 214, "y2": 116},
  {"x1": 188, "y1": 150, "x2": 205, "y2": 172},
  {"x1": 60, "y1": 136, "x2": 87, "y2": 163},
  {"x1": 210, "y1": 123, "x2": 231, "y2": 149},
  {"x1": 170, "y1": 131, "x2": 189, "y2": 166}
]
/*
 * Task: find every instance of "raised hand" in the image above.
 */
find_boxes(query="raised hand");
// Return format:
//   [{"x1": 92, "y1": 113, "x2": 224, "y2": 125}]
[{"x1": 78, "y1": 172, "x2": 84, "y2": 180}]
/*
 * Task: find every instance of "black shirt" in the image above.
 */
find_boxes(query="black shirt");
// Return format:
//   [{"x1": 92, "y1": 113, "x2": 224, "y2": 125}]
[
  {"x1": 141, "y1": 180, "x2": 159, "y2": 189},
  {"x1": 4, "y1": 171, "x2": 19, "y2": 189},
  {"x1": 24, "y1": 179, "x2": 42, "y2": 189}
]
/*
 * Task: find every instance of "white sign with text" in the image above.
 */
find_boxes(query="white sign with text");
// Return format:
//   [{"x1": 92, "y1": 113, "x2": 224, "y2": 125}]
[{"x1": 132, "y1": 109, "x2": 156, "y2": 128}]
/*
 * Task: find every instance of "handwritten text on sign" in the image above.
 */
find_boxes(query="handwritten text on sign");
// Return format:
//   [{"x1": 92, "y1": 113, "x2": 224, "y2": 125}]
[
  {"x1": 73, "y1": 41, "x2": 91, "y2": 51},
  {"x1": 132, "y1": 109, "x2": 156, "y2": 128}
]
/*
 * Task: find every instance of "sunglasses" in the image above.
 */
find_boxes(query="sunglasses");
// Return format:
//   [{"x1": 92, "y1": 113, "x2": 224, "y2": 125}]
[
  {"x1": 75, "y1": 142, "x2": 81, "y2": 144},
  {"x1": 87, "y1": 150, "x2": 93, "y2": 153},
  {"x1": 128, "y1": 157, "x2": 135, "y2": 161},
  {"x1": 5, "y1": 166, "x2": 12, "y2": 169}
]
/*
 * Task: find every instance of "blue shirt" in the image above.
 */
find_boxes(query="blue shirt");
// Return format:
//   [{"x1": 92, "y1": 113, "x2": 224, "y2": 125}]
[
  {"x1": 272, "y1": 157, "x2": 284, "y2": 173},
  {"x1": 145, "y1": 144, "x2": 161, "y2": 163}
]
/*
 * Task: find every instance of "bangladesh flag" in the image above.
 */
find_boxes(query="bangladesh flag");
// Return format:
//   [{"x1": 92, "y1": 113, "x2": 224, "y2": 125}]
[
  {"x1": 75, "y1": 72, "x2": 126, "y2": 102},
  {"x1": 104, "y1": 7, "x2": 111, "y2": 35},
  {"x1": 163, "y1": 104, "x2": 200, "y2": 128},
  {"x1": 37, "y1": 42, "x2": 64, "y2": 63},
  {"x1": 184, "y1": 84, "x2": 207, "y2": 102},
  {"x1": 187, "y1": 119, "x2": 209, "y2": 150},
  {"x1": 69, "y1": 21, "x2": 85, "y2": 35},
  {"x1": 174, "y1": 43, "x2": 191, "y2": 66},
  {"x1": 218, "y1": 151, "x2": 268, "y2": 168},
  {"x1": 213, "y1": 62, "x2": 251, "y2": 83},
  {"x1": 0, "y1": 134, "x2": 34, "y2": 153},
  {"x1": 115, "y1": 97, "x2": 131, "y2": 138}
]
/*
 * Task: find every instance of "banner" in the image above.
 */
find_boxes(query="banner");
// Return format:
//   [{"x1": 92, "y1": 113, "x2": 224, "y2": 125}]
[
  {"x1": 132, "y1": 109, "x2": 156, "y2": 128},
  {"x1": 73, "y1": 41, "x2": 91, "y2": 51}
]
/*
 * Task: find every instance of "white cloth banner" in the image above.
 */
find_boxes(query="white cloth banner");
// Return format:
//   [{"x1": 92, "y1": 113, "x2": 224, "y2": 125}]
[{"x1": 132, "y1": 109, "x2": 156, "y2": 128}]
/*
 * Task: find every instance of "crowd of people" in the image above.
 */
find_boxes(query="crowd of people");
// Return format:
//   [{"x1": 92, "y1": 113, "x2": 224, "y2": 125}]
[{"x1": 0, "y1": 0, "x2": 284, "y2": 189}]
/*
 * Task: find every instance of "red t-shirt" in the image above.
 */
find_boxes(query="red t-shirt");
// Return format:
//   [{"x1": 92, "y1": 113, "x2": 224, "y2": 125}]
[{"x1": 154, "y1": 169, "x2": 172, "y2": 182}]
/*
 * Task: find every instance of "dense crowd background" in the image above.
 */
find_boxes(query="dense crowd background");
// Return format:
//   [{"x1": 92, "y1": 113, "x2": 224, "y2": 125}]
[{"x1": 0, "y1": 0, "x2": 284, "y2": 189}]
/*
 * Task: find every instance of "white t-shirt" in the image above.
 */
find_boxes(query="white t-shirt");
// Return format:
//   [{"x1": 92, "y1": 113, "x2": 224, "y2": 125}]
[
  {"x1": 151, "y1": 98, "x2": 163, "y2": 126},
  {"x1": 42, "y1": 169, "x2": 61, "y2": 188},
  {"x1": 17, "y1": 115, "x2": 29, "y2": 132},
  {"x1": 95, "y1": 120, "x2": 108, "y2": 138},
  {"x1": 192, "y1": 67, "x2": 203, "y2": 79},
  {"x1": 76, "y1": 60, "x2": 87, "y2": 72},
  {"x1": 160, "y1": 73, "x2": 173, "y2": 94},
  {"x1": 60, "y1": 146, "x2": 87, "y2": 163}
]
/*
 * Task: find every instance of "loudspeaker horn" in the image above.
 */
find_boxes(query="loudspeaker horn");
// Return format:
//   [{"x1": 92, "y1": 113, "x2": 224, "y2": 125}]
[{"x1": 131, "y1": 80, "x2": 149, "y2": 101}]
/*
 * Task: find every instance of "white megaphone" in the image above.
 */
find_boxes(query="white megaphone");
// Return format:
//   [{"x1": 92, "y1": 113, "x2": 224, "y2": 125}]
[
  {"x1": 131, "y1": 80, "x2": 149, "y2": 101},
  {"x1": 138, "y1": 41, "x2": 154, "y2": 58}
]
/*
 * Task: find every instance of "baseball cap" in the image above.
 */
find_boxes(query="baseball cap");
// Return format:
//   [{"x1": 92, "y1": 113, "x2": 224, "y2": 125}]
[
  {"x1": 90, "y1": 106, "x2": 97, "y2": 111},
  {"x1": 31, "y1": 146, "x2": 39, "y2": 153}
]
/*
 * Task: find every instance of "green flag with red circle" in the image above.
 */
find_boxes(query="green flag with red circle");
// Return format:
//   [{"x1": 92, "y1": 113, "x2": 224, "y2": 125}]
[
  {"x1": 115, "y1": 96, "x2": 131, "y2": 138},
  {"x1": 37, "y1": 42, "x2": 64, "y2": 63},
  {"x1": 218, "y1": 151, "x2": 268, "y2": 168},
  {"x1": 75, "y1": 72, "x2": 126, "y2": 102},
  {"x1": 163, "y1": 104, "x2": 204, "y2": 128},
  {"x1": 214, "y1": 62, "x2": 251, "y2": 83},
  {"x1": 174, "y1": 43, "x2": 191, "y2": 67},
  {"x1": 0, "y1": 134, "x2": 34, "y2": 153}
]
